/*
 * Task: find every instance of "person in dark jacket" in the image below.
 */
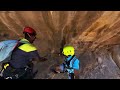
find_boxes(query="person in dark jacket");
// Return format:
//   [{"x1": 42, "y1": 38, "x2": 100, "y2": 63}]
[{"x1": 0, "y1": 26, "x2": 47, "y2": 79}]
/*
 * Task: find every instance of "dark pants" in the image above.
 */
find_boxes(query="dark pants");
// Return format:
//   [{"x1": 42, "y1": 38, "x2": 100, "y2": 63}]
[
  {"x1": 69, "y1": 73, "x2": 74, "y2": 79},
  {"x1": 1, "y1": 63, "x2": 34, "y2": 79}
]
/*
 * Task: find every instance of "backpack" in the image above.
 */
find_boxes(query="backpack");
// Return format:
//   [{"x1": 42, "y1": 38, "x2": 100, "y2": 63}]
[
  {"x1": 0, "y1": 39, "x2": 29, "y2": 63},
  {"x1": 0, "y1": 40, "x2": 19, "y2": 62}
]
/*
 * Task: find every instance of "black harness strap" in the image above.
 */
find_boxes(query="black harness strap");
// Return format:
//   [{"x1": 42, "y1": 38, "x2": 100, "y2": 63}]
[
  {"x1": 12, "y1": 42, "x2": 25, "y2": 52},
  {"x1": 65, "y1": 55, "x2": 75, "y2": 69}
]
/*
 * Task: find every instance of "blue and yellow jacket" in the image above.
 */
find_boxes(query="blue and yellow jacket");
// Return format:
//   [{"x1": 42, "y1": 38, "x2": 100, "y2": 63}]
[{"x1": 9, "y1": 38, "x2": 40, "y2": 69}]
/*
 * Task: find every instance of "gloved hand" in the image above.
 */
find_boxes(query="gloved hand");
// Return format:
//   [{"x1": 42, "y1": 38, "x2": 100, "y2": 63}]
[
  {"x1": 50, "y1": 64, "x2": 61, "y2": 74},
  {"x1": 43, "y1": 57, "x2": 48, "y2": 61},
  {"x1": 40, "y1": 57, "x2": 48, "y2": 61}
]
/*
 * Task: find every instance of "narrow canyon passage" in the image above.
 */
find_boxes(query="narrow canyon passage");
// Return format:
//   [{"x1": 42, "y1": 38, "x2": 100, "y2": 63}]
[{"x1": 1, "y1": 11, "x2": 120, "y2": 79}]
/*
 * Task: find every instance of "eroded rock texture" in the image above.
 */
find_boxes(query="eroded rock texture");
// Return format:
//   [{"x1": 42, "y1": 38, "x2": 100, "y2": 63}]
[{"x1": 0, "y1": 11, "x2": 120, "y2": 79}]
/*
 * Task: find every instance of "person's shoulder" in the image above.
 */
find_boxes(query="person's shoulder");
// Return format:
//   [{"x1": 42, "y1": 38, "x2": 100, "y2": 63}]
[
  {"x1": 75, "y1": 58, "x2": 80, "y2": 63},
  {"x1": 25, "y1": 43, "x2": 37, "y2": 49},
  {"x1": 74, "y1": 56, "x2": 79, "y2": 60},
  {"x1": 74, "y1": 56, "x2": 80, "y2": 62},
  {"x1": 18, "y1": 43, "x2": 37, "y2": 52}
]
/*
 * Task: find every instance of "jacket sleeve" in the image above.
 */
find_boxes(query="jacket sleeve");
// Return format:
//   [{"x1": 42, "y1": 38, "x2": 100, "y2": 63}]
[{"x1": 72, "y1": 59, "x2": 80, "y2": 70}]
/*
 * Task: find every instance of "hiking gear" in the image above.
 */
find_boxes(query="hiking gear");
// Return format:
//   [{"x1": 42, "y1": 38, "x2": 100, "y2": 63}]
[
  {"x1": 68, "y1": 73, "x2": 74, "y2": 79},
  {"x1": 0, "y1": 39, "x2": 30, "y2": 63},
  {"x1": 0, "y1": 38, "x2": 39, "y2": 79},
  {"x1": 0, "y1": 40, "x2": 18, "y2": 62},
  {"x1": 64, "y1": 55, "x2": 79, "y2": 73},
  {"x1": 18, "y1": 42, "x2": 37, "y2": 52},
  {"x1": 59, "y1": 63, "x2": 67, "y2": 73},
  {"x1": 65, "y1": 55, "x2": 75, "y2": 68},
  {"x1": 62, "y1": 46, "x2": 75, "y2": 56},
  {"x1": 9, "y1": 38, "x2": 38, "y2": 69},
  {"x1": 51, "y1": 55, "x2": 79, "y2": 79},
  {"x1": 0, "y1": 62, "x2": 34, "y2": 79},
  {"x1": 23, "y1": 27, "x2": 36, "y2": 36}
]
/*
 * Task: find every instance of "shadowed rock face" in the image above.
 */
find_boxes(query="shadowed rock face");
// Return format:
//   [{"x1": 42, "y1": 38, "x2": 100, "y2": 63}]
[{"x1": 1, "y1": 11, "x2": 120, "y2": 79}]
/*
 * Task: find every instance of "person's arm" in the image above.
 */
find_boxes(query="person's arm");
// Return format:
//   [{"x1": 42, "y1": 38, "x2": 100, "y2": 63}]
[
  {"x1": 33, "y1": 56, "x2": 47, "y2": 62},
  {"x1": 31, "y1": 56, "x2": 47, "y2": 66},
  {"x1": 29, "y1": 50, "x2": 48, "y2": 63},
  {"x1": 73, "y1": 59, "x2": 80, "y2": 79},
  {"x1": 74, "y1": 69, "x2": 79, "y2": 79}
]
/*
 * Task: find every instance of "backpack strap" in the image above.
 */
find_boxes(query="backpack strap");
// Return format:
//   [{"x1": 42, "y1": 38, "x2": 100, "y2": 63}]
[
  {"x1": 12, "y1": 40, "x2": 29, "y2": 52},
  {"x1": 65, "y1": 55, "x2": 76, "y2": 69}
]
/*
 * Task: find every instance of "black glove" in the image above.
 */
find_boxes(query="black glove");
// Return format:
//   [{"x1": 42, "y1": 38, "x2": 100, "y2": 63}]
[
  {"x1": 40, "y1": 57, "x2": 48, "y2": 61},
  {"x1": 50, "y1": 65, "x2": 60, "y2": 74}
]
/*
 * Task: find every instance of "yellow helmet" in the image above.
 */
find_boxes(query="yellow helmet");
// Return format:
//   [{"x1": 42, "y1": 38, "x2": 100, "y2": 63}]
[{"x1": 62, "y1": 45, "x2": 75, "y2": 56}]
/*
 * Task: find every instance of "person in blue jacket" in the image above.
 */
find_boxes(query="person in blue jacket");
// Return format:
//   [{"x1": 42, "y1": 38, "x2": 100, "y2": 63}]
[{"x1": 54, "y1": 45, "x2": 80, "y2": 79}]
